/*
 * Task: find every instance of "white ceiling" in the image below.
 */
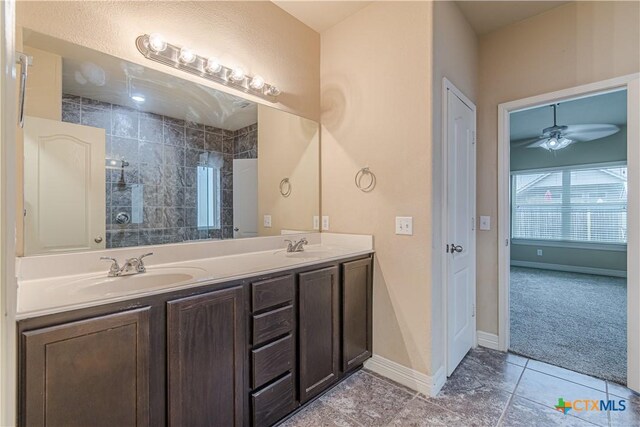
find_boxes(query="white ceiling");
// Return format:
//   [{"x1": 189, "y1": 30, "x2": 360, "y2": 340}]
[
  {"x1": 456, "y1": 1, "x2": 570, "y2": 35},
  {"x1": 272, "y1": 1, "x2": 372, "y2": 33},
  {"x1": 24, "y1": 31, "x2": 258, "y2": 131},
  {"x1": 510, "y1": 90, "x2": 628, "y2": 142}
]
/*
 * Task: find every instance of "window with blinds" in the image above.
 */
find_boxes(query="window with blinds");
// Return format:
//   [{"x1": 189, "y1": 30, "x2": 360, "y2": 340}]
[{"x1": 511, "y1": 166, "x2": 627, "y2": 244}]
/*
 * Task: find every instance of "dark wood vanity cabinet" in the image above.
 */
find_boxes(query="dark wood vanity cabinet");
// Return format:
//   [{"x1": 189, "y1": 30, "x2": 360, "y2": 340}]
[
  {"x1": 298, "y1": 266, "x2": 340, "y2": 403},
  {"x1": 21, "y1": 307, "x2": 151, "y2": 427},
  {"x1": 248, "y1": 275, "x2": 296, "y2": 427},
  {"x1": 342, "y1": 258, "x2": 373, "y2": 372},
  {"x1": 167, "y1": 286, "x2": 246, "y2": 427},
  {"x1": 18, "y1": 254, "x2": 373, "y2": 427}
]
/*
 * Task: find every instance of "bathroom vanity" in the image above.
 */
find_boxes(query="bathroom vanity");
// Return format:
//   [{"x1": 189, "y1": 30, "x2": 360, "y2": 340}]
[
  {"x1": 12, "y1": 12, "x2": 367, "y2": 426},
  {"x1": 16, "y1": 235, "x2": 373, "y2": 427}
]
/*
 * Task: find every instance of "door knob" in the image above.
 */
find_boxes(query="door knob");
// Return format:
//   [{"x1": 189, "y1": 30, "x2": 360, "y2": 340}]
[
  {"x1": 94, "y1": 236, "x2": 103, "y2": 243},
  {"x1": 449, "y1": 243, "x2": 463, "y2": 253},
  {"x1": 233, "y1": 227, "x2": 239, "y2": 232}
]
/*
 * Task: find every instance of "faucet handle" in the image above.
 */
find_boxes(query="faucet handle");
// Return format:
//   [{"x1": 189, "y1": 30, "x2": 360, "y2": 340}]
[
  {"x1": 137, "y1": 252, "x2": 153, "y2": 272},
  {"x1": 100, "y1": 257, "x2": 120, "y2": 275}
]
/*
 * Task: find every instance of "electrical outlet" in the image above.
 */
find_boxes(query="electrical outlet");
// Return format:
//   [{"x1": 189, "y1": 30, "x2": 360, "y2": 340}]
[
  {"x1": 480, "y1": 216, "x2": 491, "y2": 231},
  {"x1": 313, "y1": 216, "x2": 320, "y2": 230},
  {"x1": 537, "y1": 249, "x2": 543, "y2": 256},
  {"x1": 395, "y1": 216, "x2": 413, "y2": 235},
  {"x1": 322, "y1": 216, "x2": 330, "y2": 231},
  {"x1": 263, "y1": 215, "x2": 272, "y2": 228}
]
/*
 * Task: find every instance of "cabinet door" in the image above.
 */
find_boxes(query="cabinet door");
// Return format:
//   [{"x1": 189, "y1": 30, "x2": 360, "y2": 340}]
[
  {"x1": 342, "y1": 258, "x2": 373, "y2": 372},
  {"x1": 167, "y1": 286, "x2": 246, "y2": 427},
  {"x1": 298, "y1": 266, "x2": 339, "y2": 403},
  {"x1": 22, "y1": 307, "x2": 151, "y2": 427}
]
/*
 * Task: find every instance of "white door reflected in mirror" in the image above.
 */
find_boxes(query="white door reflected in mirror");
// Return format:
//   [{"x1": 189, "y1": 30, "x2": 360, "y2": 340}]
[{"x1": 24, "y1": 116, "x2": 106, "y2": 255}]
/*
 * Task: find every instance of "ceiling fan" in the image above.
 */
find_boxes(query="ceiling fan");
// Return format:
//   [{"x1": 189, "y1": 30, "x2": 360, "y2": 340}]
[{"x1": 521, "y1": 103, "x2": 620, "y2": 151}]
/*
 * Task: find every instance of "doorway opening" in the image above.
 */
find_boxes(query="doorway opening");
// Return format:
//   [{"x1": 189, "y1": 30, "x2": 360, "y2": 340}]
[
  {"x1": 497, "y1": 75, "x2": 640, "y2": 391},
  {"x1": 508, "y1": 90, "x2": 628, "y2": 384}
]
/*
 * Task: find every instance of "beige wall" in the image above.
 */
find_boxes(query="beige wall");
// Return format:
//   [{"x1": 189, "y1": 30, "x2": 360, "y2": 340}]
[
  {"x1": 257, "y1": 105, "x2": 319, "y2": 235},
  {"x1": 16, "y1": 1, "x2": 320, "y2": 121},
  {"x1": 477, "y1": 1, "x2": 640, "y2": 334},
  {"x1": 321, "y1": 1, "x2": 433, "y2": 375},
  {"x1": 430, "y1": 0, "x2": 478, "y2": 373}
]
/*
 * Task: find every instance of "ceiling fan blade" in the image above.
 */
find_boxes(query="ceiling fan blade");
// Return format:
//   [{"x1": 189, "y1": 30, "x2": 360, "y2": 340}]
[
  {"x1": 562, "y1": 124, "x2": 620, "y2": 142},
  {"x1": 522, "y1": 138, "x2": 548, "y2": 148}
]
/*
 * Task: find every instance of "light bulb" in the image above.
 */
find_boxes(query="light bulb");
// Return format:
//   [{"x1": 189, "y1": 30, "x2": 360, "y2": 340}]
[
  {"x1": 179, "y1": 47, "x2": 196, "y2": 64},
  {"x1": 249, "y1": 75, "x2": 265, "y2": 90},
  {"x1": 131, "y1": 94, "x2": 145, "y2": 103},
  {"x1": 148, "y1": 33, "x2": 167, "y2": 53},
  {"x1": 265, "y1": 86, "x2": 281, "y2": 97},
  {"x1": 205, "y1": 57, "x2": 222, "y2": 74},
  {"x1": 547, "y1": 137, "x2": 558, "y2": 148},
  {"x1": 230, "y1": 67, "x2": 245, "y2": 82}
]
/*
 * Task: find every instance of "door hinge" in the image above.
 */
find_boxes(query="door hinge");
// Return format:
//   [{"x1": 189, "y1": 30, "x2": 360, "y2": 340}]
[
  {"x1": 446, "y1": 243, "x2": 450, "y2": 253},
  {"x1": 505, "y1": 238, "x2": 509, "y2": 247},
  {"x1": 472, "y1": 303, "x2": 476, "y2": 317},
  {"x1": 472, "y1": 131, "x2": 476, "y2": 145},
  {"x1": 472, "y1": 217, "x2": 475, "y2": 231}
]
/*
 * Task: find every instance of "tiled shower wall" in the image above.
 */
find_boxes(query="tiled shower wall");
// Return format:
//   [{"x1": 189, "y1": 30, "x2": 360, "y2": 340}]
[{"x1": 61, "y1": 94, "x2": 257, "y2": 248}]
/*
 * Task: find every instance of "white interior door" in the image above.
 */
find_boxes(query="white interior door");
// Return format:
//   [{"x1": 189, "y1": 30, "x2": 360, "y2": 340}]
[
  {"x1": 24, "y1": 116, "x2": 106, "y2": 255},
  {"x1": 446, "y1": 88, "x2": 476, "y2": 376},
  {"x1": 232, "y1": 158, "x2": 258, "y2": 238}
]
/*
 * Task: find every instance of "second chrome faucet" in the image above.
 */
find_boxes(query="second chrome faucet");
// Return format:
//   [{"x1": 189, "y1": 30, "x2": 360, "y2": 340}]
[
  {"x1": 285, "y1": 238, "x2": 308, "y2": 253},
  {"x1": 101, "y1": 253, "x2": 154, "y2": 277}
]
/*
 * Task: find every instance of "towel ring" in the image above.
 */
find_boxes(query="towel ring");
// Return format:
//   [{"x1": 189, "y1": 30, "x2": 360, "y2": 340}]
[
  {"x1": 279, "y1": 178, "x2": 292, "y2": 197},
  {"x1": 355, "y1": 167, "x2": 376, "y2": 192}
]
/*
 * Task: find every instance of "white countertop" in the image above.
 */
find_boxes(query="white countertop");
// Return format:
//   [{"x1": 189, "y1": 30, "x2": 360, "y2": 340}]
[{"x1": 16, "y1": 233, "x2": 373, "y2": 320}]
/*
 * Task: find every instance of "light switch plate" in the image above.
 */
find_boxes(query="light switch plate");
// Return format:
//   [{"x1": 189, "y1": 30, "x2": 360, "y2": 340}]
[
  {"x1": 537, "y1": 249, "x2": 543, "y2": 256},
  {"x1": 479, "y1": 216, "x2": 491, "y2": 231},
  {"x1": 263, "y1": 215, "x2": 272, "y2": 228},
  {"x1": 313, "y1": 216, "x2": 320, "y2": 230},
  {"x1": 395, "y1": 216, "x2": 413, "y2": 235},
  {"x1": 322, "y1": 216, "x2": 330, "y2": 231}
]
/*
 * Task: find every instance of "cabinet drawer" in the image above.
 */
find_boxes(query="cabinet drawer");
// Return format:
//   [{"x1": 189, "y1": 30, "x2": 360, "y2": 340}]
[
  {"x1": 251, "y1": 334, "x2": 293, "y2": 389},
  {"x1": 252, "y1": 305, "x2": 293, "y2": 346},
  {"x1": 252, "y1": 275, "x2": 294, "y2": 312},
  {"x1": 252, "y1": 372, "x2": 296, "y2": 427}
]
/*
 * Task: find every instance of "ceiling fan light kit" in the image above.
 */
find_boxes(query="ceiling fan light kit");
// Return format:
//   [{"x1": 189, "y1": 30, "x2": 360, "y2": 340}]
[{"x1": 525, "y1": 103, "x2": 620, "y2": 151}]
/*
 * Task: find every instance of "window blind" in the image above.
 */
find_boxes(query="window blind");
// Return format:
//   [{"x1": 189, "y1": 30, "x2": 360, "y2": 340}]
[{"x1": 511, "y1": 166, "x2": 627, "y2": 244}]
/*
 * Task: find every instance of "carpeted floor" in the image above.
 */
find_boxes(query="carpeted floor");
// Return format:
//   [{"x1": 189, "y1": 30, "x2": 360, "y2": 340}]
[{"x1": 510, "y1": 266, "x2": 627, "y2": 384}]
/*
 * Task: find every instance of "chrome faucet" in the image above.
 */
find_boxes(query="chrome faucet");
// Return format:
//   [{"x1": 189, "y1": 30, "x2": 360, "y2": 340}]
[
  {"x1": 285, "y1": 238, "x2": 308, "y2": 253},
  {"x1": 101, "y1": 253, "x2": 153, "y2": 277}
]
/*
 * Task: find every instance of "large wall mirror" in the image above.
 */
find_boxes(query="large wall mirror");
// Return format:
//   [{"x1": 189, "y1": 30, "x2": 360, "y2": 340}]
[{"x1": 19, "y1": 30, "x2": 320, "y2": 255}]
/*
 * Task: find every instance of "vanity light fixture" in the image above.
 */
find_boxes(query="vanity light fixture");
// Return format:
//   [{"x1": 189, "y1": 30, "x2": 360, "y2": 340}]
[
  {"x1": 136, "y1": 34, "x2": 281, "y2": 101},
  {"x1": 249, "y1": 75, "x2": 265, "y2": 90},
  {"x1": 178, "y1": 47, "x2": 196, "y2": 64},
  {"x1": 205, "y1": 57, "x2": 222, "y2": 74},
  {"x1": 148, "y1": 33, "x2": 167, "y2": 53},
  {"x1": 230, "y1": 67, "x2": 245, "y2": 82}
]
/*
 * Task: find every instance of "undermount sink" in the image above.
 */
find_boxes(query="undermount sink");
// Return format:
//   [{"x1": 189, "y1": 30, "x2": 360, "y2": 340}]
[{"x1": 62, "y1": 267, "x2": 207, "y2": 296}]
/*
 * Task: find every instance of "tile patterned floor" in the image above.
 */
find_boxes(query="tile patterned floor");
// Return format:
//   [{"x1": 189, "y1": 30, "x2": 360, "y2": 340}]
[{"x1": 279, "y1": 347, "x2": 640, "y2": 426}]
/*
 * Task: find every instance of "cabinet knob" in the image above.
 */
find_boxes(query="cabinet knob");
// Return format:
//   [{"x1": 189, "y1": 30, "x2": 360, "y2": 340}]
[{"x1": 94, "y1": 236, "x2": 103, "y2": 243}]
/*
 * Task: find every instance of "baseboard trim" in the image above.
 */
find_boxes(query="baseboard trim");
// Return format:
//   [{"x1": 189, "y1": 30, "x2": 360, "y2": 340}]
[
  {"x1": 477, "y1": 331, "x2": 500, "y2": 350},
  {"x1": 511, "y1": 260, "x2": 627, "y2": 278},
  {"x1": 364, "y1": 354, "x2": 445, "y2": 397}
]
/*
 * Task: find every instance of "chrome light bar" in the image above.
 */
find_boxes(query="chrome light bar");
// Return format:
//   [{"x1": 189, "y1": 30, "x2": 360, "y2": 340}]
[{"x1": 135, "y1": 34, "x2": 281, "y2": 102}]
